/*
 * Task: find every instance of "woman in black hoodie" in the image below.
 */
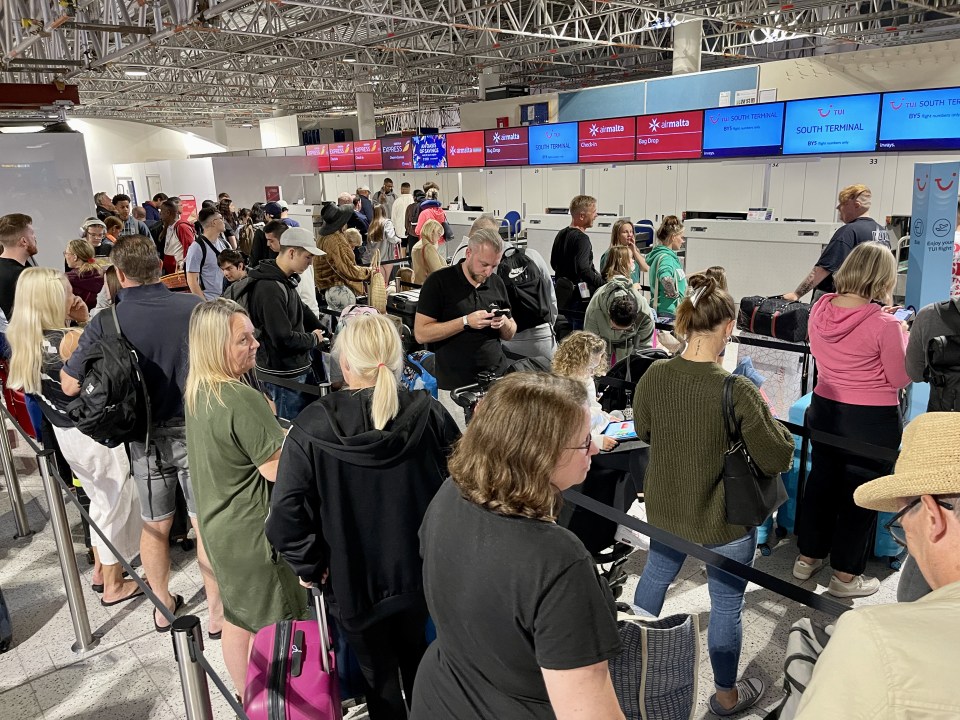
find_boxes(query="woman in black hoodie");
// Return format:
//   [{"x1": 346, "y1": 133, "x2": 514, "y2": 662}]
[{"x1": 266, "y1": 313, "x2": 460, "y2": 720}]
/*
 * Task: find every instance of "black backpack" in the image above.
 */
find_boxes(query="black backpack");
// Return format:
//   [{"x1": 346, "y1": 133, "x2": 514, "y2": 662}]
[
  {"x1": 66, "y1": 307, "x2": 150, "y2": 448},
  {"x1": 496, "y1": 246, "x2": 551, "y2": 332},
  {"x1": 924, "y1": 300, "x2": 960, "y2": 412}
]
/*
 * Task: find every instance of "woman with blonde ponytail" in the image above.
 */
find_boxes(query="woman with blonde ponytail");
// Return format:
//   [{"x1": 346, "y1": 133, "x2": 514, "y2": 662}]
[{"x1": 267, "y1": 313, "x2": 460, "y2": 720}]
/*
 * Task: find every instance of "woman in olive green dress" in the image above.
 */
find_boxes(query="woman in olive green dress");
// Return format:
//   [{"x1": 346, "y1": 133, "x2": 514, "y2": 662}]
[{"x1": 184, "y1": 298, "x2": 307, "y2": 695}]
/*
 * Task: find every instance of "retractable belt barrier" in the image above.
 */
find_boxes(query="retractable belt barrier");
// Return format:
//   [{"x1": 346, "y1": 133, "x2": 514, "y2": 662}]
[
  {"x1": 0, "y1": 402, "x2": 249, "y2": 720},
  {"x1": 256, "y1": 371, "x2": 330, "y2": 397},
  {"x1": 563, "y1": 489, "x2": 851, "y2": 618}
]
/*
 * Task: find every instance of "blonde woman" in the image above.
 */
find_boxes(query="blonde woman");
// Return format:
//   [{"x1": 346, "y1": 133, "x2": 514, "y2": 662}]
[
  {"x1": 7, "y1": 267, "x2": 143, "y2": 605},
  {"x1": 794, "y1": 242, "x2": 909, "y2": 599},
  {"x1": 411, "y1": 218, "x2": 446, "y2": 284},
  {"x1": 64, "y1": 239, "x2": 104, "y2": 309},
  {"x1": 412, "y1": 372, "x2": 625, "y2": 720},
  {"x1": 599, "y1": 245, "x2": 636, "y2": 285},
  {"x1": 599, "y1": 219, "x2": 648, "y2": 285},
  {"x1": 368, "y1": 204, "x2": 401, "y2": 267},
  {"x1": 267, "y1": 313, "x2": 459, "y2": 720},
  {"x1": 553, "y1": 331, "x2": 619, "y2": 451},
  {"x1": 184, "y1": 298, "x2": 307, "y2": 694},
  {"x1": 647, "y1": 215, "x2": 687, "y2": 318}
]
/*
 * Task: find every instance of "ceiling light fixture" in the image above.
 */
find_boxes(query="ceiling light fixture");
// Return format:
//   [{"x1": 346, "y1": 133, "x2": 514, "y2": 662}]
[
  {"x1": 344, "y1": 57, "x2": 357, "y2": 63},
  {"x1": 125, "y1": 70, "x2": 148, "y2": 77}
]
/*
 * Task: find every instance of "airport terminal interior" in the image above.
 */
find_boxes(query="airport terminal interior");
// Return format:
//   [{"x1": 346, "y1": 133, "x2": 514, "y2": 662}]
[{"x1": 1, "y1": 0, "x2": 960, "y2": 718}]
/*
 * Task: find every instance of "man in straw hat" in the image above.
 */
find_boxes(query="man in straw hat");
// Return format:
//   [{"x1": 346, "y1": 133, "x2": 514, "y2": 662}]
[{"x1": 794, "y1": 412, "x2": 960, "y2": 719}]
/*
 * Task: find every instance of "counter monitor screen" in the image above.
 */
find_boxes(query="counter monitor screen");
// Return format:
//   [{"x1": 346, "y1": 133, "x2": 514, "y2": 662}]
[
  {"x1": 381, "y1": 137, "x2": 413, "y2": 170},
  {"x1": 306, "y1": 144, "x2": 331, "y2": 172},
  {"x1": 702, "y1": 102, "x2": 785, "y2": 158},
  {"x1": 528, "y1": 122, "x2": 579, "y2": 165},
  {"x1": 783, "y1": 94, "x2": 881, "y2": 155},
  {"x1": 328, "y1": 142, "x2": 355, "y2": 171},
  {"x1": 577, "y1": 116, "x2": 636, "y2": 163},
  {"x1": 635, "y1": 110, "x2": 704, "y2": 160},
  {"x1": 413, "y1": 134, "x2": 448, "y2": 169},
  {"x1": 353, "y1": 139, "x2": 383, "y2": 170},
  {"x1": 446, "y1": 130, "x2": 486, "y2": 168},
  {"x1": 484, "y1": 127, "x2": 529, "y2": 166},
  {"x1": 879, "y1": 87, "x2": 960, "y2": 151}
]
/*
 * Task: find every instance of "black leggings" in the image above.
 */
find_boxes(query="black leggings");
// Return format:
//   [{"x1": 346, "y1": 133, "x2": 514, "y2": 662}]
[
  {"x1": 340, "y1": 605, "x2": 429, "y2": 720},
  {"x1": 795, "y1": 394, "x2": 901, "y2": 576}
]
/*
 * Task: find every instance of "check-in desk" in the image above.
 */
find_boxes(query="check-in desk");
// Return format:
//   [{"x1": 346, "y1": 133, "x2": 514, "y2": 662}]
[
  {"x1": 525, "y1": 213, "x2": 621, "y2": 271},
  {"x1": 683, "y1": 220, "x2": 841, "y2": 303},
  {"x1": 445, "y1": 209, "x2": 485, "y2": 248}
]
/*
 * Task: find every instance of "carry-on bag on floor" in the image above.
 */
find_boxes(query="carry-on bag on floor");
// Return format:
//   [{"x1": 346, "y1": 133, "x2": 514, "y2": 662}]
[
  {"x1": 0, "y1": 586, "x2": 12, "y2": 653},
  {"x1": 737, "y1": 296, "x2": 810, "y2": 343},
  {"x1": 245, "y1": 586, "x2": 341, "y2": 719}
]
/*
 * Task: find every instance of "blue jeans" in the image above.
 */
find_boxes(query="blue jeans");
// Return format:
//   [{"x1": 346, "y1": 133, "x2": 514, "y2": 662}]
[
  {"x1": 265, "y1": 371, "x2": 315, "y2": 421},
  {"x1": 633, "y1": 528, "x2": 757, "y2": 691}
]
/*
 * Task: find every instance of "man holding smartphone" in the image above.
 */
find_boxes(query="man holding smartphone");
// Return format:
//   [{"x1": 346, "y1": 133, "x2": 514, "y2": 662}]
[{"x1": 415, "y1": 229, "x2": 517, "y2": 426}]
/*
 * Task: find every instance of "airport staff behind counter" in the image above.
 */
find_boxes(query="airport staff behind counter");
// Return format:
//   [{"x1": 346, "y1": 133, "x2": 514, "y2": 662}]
[{"x1": 783, "y1": 184, "x2": 891, "y2": 302}]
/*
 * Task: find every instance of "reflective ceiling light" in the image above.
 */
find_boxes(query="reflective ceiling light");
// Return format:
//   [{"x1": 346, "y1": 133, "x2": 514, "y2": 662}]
[{"x1": 125, "y1": 70, "x2": 148, "y2": 77}]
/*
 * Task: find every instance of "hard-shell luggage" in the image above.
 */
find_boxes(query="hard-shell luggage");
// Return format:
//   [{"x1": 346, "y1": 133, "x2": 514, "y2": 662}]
[
  {"x1": 245, "y1": 587, "x2": 341, "y2": 719},
  {"x1": 737, "y1": 296, "x2": 810, "y2": 343}
]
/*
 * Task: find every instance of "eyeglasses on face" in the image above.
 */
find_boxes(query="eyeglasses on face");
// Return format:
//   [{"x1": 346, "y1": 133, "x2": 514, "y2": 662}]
[
  {"x1": 884, "y1": 496, "x2": 956, "y2": 549},
  {"x1": 565, "y1": 433, "x2": 594, "y2": 454}
]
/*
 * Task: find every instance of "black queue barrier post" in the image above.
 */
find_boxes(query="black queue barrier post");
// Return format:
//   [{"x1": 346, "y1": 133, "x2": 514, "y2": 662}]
[
  {"x1": 0, "y1": 412, "x2": 32, "y2": 538},
  {"x1": 37, "y1": 449, "x2": 99, "y2": 653},
  {"x1": 172, "y1": 616, "x2": 215, "y2": 720}
]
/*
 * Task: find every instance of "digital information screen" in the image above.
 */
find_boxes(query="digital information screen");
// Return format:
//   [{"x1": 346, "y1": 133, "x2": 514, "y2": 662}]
[
  {"x1": 702, "y1": 103, "x2": 785, "y2": 158},
  {"x1": 446, "y1": 130, "x2": 486, "y2": 168},
  {"x1": 878, "y1": 87, "x2": 960, "y2": 151},
  {"x1": 306, "y1": 144, "x2": 330, "y2": 172},
  {"x1": 353, "y1": 139, "x2": 383, "y2": 170},
  {"x1": 484, "y1": 127, "x2": 529, "y2": 166},
  {"x1": 635, "y1": 111, "x2": 704, "y2": 160},
  {"x1": 328, "y1": 142, "x2": 355, "y2": 171},
  {"x1": 381, "y1": 137, "x2": 413, "y2": 170},
  {"x1": 528, "y1": 122, "x2": 579, "y2": 165},
  {"x1": 782, "y1": 94, "x2": 881, "y2": 155},
  {"x1": 577, "y1": 116, "x2": 636, "y2": 163},
  {"x1": 413, "y1": 135, "x2": 447, "y2": 169}
]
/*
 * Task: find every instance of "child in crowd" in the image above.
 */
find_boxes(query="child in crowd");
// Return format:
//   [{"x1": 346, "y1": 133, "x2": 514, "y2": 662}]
[
  {"x1": 104, "y1": 215, "x2": 123, "y2": 243},
  {"x1": 552, "y1": 331, "x2": 620, "y2": 451}
]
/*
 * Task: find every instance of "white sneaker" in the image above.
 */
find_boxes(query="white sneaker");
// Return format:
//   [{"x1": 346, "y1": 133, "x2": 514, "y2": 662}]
[
  {"x1": 792, "y1": 556, "x2": 824, "y2": 581},
  {"x1": 827, "y1": 574, "x2": 881, "y2": 598}
]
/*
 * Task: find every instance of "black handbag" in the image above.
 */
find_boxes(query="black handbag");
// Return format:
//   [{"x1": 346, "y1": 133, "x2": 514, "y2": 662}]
[
  {"x1": 720, "y1": 375, "x2": 787, "y2": 527},
  {"x1": 737, "y1": 296, "x2": 810, "y2": 342}
]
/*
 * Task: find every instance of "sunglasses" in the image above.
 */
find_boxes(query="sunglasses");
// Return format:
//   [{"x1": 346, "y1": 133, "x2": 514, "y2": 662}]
[{"x1": 884, "y1": 496, "x2": 955, "y2": 548}]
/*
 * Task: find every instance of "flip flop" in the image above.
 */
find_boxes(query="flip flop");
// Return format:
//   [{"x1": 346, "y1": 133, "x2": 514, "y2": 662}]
[
  {"x1": 100, "y1": 586, "x2": 145, "y2": 607},
  {"x1": 154, "y1": 594, "x2": 185, "y2": 633},
  {"x1": 92, "y1": 570, "x2": 129, "y2": 594}
]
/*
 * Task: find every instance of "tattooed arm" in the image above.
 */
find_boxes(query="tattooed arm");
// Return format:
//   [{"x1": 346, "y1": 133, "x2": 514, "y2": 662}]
[{"x1": 783, "y1": 266, "x2": 830, "y2": 302}]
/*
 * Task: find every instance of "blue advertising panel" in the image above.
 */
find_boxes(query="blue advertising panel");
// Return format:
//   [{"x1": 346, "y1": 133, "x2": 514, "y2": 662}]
[
  {"x1": 879, "y1": 87, "x2": 960, "y2": 151},
  {"x1": 528, "y1": 122, "x2": 578, "y2": 165},
  {"x1": 782, "y1": 94, "x2": 881, "y2": 155},
  {"x1": 412, "y1": 135, "x2": 447, "y2": 169},
  {"x1": 702, "y1": 102, "x2": 784, "y2": 158}
]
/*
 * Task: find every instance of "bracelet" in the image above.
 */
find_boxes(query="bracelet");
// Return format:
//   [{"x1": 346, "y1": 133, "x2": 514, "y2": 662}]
[{"x1": 462, "y1": 315, "x2": 468, "y2": 328}]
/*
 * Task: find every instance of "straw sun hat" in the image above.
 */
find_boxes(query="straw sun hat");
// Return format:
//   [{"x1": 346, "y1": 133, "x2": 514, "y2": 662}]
[{"x1": 854, "y1": 413, "x2": 960, "y2": 513}]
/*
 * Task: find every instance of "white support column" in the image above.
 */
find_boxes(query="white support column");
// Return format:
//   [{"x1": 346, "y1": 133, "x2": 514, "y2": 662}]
[
  {"x1": 212, "y1": 119, "x2": 228, "y2": 147},
  {"x1": 356, "y1": 91, "x2": 375, "y2": 140},
  {"x1": 672, "y1": 19, "x2": 702, "y2": 75}
]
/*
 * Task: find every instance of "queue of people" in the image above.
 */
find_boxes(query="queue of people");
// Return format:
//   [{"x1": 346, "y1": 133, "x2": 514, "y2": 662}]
[{"x1": 0, "y1": 175, "x2": 957, "y2": 720}]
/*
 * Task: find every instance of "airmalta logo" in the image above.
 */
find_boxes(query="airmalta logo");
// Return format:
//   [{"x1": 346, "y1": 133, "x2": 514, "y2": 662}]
[
  {"x1": 649, "y1": 118, "x2": 660, "y2": 132},
  {"x1": 588, "y1": 122, "x2": 625, "y2": 137},
  {"x1": 492, "y1": 132, "x2": 520, "y2": 143}
]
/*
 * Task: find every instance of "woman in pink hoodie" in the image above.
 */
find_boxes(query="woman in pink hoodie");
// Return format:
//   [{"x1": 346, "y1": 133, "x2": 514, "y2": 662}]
[{"x1": 793, "y1": 242, "x2": 910, "y2": 598}]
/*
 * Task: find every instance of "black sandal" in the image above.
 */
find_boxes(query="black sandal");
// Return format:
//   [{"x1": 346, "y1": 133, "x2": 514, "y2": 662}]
[{"x1": 154, "y1": 594, "x2": 185, "y2": 633}]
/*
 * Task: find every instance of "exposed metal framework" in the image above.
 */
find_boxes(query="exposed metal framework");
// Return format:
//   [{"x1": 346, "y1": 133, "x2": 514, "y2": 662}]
[{"x1": 1, "y1": 0, "x2": 958, "y2": 127}]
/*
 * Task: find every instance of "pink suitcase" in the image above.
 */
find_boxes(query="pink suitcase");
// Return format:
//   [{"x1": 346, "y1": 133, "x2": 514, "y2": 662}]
[{"x1": 244, "y1": 587, "x2": 341, "y2": 719}]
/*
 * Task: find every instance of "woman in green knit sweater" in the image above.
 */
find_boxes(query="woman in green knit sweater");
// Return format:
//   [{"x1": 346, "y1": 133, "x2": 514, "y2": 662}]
[{"x1": 631, "y1": 272, "x2": 794, "y2": 717}]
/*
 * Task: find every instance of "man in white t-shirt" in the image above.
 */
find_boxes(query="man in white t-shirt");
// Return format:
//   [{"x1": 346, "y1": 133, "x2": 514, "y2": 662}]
[{"x1": 391, "y1": 182, "x2": 415, "y2": 254}]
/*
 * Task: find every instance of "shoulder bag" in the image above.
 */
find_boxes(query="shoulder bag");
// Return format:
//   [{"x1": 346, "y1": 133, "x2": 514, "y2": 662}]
[{"x1": 720, "y1": 374, "x2": 787, "y2": 527}]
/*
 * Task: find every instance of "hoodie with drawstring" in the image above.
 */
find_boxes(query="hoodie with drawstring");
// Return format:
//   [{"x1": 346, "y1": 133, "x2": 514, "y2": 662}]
[
  {"x1": 646, "y1": 243, "x2": 686, "y2": 317},
  {"x1": 584, "y1": 275, "x2": 656, "y2": 364},
  {"x1": 809, "y1": 293, "x2": 910, "y2": 406},
  {"x1": 266, "y1": 387, "x2": 460, "y2": 629}
]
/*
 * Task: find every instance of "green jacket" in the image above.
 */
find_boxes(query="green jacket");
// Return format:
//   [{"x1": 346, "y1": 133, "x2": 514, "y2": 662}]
[
  {"x1": 583, "y1": 275, "x2": 656, "y2": 364},
  {"x1": 647, "y1": 244, "x2": 686, "y2": 317}
]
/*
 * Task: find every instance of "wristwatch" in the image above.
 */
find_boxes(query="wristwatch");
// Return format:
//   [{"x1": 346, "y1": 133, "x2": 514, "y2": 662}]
[{"x1": 462, "y1": 315, "x2": 469, "y2": 328}]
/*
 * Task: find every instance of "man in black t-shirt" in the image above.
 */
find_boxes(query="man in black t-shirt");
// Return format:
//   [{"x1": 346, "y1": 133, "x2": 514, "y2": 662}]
[
  {"x1": 784, "y1": 184, "x2": 892, "y2": 301},
  {"x1": 0, "y1": 213, "x2": 39, "y2": 321},
  {"x1": 415, "y1": 229, "x2": 517, "y2": 425},
  {"x1": 550, "y1": 195, "x2": 603, "y2": 321}
]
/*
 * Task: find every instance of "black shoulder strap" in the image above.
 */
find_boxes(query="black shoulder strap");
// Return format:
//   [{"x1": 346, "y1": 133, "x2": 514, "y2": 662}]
[
  {"x1": 937, "y1": 300, "x2": 960, "y2": 335},
  {"x1": 722, "y1": 374, "x2": 739, "y2": 442},
  {"x1": 102, "y1": 305, "x2": 121, "y2": 340}
]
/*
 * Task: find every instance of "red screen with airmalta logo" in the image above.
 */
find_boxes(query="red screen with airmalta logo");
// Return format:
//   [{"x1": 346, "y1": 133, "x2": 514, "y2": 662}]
[
  {"x1": 381, "y1": 137, "x2": 413, "y2": 169},
  {"x1": 446, "y1": 131, "x2": 486, "y2": 168},
  {"x1": 328, "y1": 142, "x2": 355, "y2": 170},
  {"x1": 353, "y1": 139, "x2": 383, "y2": 170},
  {"x1": 578, "y1": 116, "x2": 636, "y2": 163},
  {"x1": 306, "y1": 144, "x2": 331, "y2": 172},
  {"x1": 483, "y1": 127, "x2": 529, "y2": 166},
  {"x1": 635, "y1": 111, "x2": 704, "y2": 160}
]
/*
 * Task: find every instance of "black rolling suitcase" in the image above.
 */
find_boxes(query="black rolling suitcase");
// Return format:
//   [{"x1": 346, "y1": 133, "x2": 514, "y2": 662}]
[
  {"x1": 387, "y1": 290, "x2": 421, "y2": 350},
  {"x1": 169, "y1": 484, "x2": 194, "y2": 551}
]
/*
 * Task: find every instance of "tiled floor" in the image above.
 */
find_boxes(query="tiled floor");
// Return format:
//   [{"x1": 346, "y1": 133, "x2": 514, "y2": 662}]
[{"x1": 0, "y1": 439, "x2": 902, "y2": 720}]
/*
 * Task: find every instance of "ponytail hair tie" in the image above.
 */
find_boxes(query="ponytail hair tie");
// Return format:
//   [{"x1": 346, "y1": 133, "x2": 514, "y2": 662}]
[
  {"x1": 690, "y1": 286, "x2": 707, "y2": 307},
  {"x1": 377, "y1": 363, "x2": 386, "y2": 369}
]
